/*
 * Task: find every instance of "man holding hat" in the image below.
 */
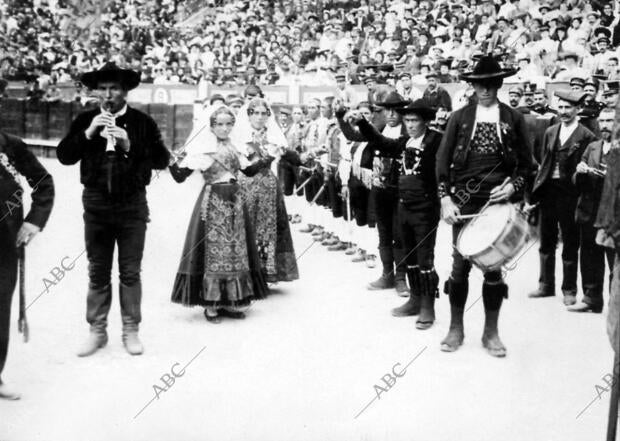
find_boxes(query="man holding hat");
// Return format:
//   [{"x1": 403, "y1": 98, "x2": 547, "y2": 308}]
[
  {"x1": 0, "y1": 111, "x2": 54, "y2": 400},
  {"x1": 437, "y1": 55, "x2": 534, "y2": 357},
  {"x1": 57, "y1": 62, "x2": 170, "y2": 357},
  {"x1": 529, "y1": 90, "x2": 597, "y2": 305},
  {"x1": 351, "y1": 99, "x2": 443, "y2": 329},
  {"x1": 421, "y1": 70, "x2": 452, "y2": 112}
]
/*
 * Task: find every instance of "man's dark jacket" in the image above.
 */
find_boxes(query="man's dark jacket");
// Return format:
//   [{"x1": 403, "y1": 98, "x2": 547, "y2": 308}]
[
  {"x1": 531, "y1": 122, "x2": 596, "y2": 200},
  {"x1": 57, "y1": 106, "x2": 170, "y2": 198},
  {"x1": 436, "y1": 102, "x2": 534, "y2": 196}
]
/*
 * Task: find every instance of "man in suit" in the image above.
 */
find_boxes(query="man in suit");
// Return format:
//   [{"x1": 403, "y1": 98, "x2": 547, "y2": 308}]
[
  {"x1": 437, "y1": 56, "x2": 534, "y2": 357},
  {"x1": 421, "y1": 71, "x2": 452, "y2": 112},
  {"x1": 529, "y1": 90, "x2": 597, "y2": 305},
  {"x1": 57, "y1": 63, "x2": 170, "y2": 357},
  {"x1": 0, "y1": 128, "x2": 54, "y2": 399},
  {"x1": 569, "y1": 108, "x2": 616, "y2": 312},
  {"x1": 352, "y1": 100, "x2": 443, "y2": 329}
]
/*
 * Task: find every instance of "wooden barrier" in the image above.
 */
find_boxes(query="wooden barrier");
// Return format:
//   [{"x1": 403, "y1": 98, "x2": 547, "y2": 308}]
[{"x1": 0, "y1": 99, "x2": 196, "y2": 151}]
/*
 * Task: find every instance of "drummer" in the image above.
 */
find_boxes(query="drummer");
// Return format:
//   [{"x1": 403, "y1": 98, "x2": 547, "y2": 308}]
[{"x1": 437, "y1": 55, "x2": 534, "y2": 357}]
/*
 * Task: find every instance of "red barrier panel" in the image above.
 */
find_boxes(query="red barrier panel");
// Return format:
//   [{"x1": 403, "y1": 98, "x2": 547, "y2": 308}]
[
  {"x1": 148, "y1": 103, "x2": 175, "y2": 149},
  {"x1": 47, "y1": 101, "x2": 74, "y2": 140},
  {"x1": 173, "y1": 104, "x2": 194, "y2": 151},
  {"x1": 24, "y1": 100, "x2": 48, "y2": 139},
  {"x1": 0, "y1": 99, "x2": 25, "y2": 137}
]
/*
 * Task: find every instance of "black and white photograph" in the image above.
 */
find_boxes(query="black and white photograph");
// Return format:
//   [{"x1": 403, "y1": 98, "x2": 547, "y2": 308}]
[{"x1": 0, "y1": 0, "x2": 619, "y2": 439}]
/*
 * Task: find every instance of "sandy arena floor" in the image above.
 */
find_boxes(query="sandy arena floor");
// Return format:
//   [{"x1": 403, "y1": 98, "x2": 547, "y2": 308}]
[{"x1": 0, "y1": 158, "x2": 615, "y2": 441}]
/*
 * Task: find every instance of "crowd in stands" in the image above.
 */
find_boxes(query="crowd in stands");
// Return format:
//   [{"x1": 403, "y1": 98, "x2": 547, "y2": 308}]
[{"x1": 2, "y1": 0, "x2": 620, "y2": 96}]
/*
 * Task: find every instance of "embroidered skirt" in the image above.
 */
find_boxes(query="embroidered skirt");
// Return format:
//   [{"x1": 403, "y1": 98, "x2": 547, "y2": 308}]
[
  {"x1": 171, "y1": 182, "x2": 269, "y2": 308},
  {"x1": 239, "y1": 168, "x2": 300, "y2": 283}
]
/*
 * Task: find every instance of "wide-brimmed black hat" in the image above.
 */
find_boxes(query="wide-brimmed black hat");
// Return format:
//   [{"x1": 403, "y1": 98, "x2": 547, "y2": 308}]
[
  {"x1": 395, "y1": 99, "x2": 436, "y2": 121},
  {"x1": 375, "y1": 91, "x2": 410, "y2": 108},
  {"x1": 459, "y1": 55, "x2": 518, "y2": 82},
  {"x1": 80, "y1": 62, "x2": 140, "y2": 90}
]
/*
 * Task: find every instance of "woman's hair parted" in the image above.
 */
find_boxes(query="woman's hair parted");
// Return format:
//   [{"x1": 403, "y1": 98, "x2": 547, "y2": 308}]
[
  {"x1": 247, "y1": 98, "x2": 272, "y2": 117},
  {"x1": 209, "y1": 106, "x2": 236, "y2": 127}
]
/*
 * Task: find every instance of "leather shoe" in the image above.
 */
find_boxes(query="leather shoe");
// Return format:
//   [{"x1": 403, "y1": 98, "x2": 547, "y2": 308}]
[
  {"x1": 563, "y1": 294, "x2": 577, "y2": 306},
  {"x1": 77, "y1": 331, "x2": 108, "y2": 357},
  {"x1": 567, "y1": 300, "x2": 601, "y2": 312},
  {"x1": 123, "y1": 332, "x2": 144, "y2": 356},
  {"x1": 0, "y1": 383, "x2": 21, "y2": 400},
  {"x1": 528, "y1": 289, "x2": 555, "y2": 299}
]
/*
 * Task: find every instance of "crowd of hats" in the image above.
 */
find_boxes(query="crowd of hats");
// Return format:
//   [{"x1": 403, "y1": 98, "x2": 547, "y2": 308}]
[{"x1": 2, "y1": 0, "x2": 620, "y2": 91}]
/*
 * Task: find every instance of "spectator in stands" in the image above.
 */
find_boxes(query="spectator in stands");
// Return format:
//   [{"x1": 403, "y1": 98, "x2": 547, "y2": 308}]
[{"x1": 421, "y1": 71, "x2": 452, "y2": 111}]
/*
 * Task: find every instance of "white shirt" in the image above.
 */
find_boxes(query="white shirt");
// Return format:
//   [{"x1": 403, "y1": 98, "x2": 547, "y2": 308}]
[
  {"x1": 603, "y1": 141, "x2": 611, "y2": 155},
  {"x1": 559, "y1": 119, "x2": 579, "y2": 145},
  {"x1": 382, "y1": 124, "x2": 402, "y2": 139}
]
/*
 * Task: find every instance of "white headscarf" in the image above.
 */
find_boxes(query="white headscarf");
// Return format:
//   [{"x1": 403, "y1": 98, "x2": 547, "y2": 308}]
[
  {"x1": 179, "y1": 104, "x2": 235, "y2": 170},
  {"x1": 230, "y1": 98, "x2": 288, "y2": 157}
]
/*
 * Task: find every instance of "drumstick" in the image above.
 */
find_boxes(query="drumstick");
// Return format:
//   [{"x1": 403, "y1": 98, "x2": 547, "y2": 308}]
[{"x1": 455, "y1": 213, "x2": 488, "y2": 220}]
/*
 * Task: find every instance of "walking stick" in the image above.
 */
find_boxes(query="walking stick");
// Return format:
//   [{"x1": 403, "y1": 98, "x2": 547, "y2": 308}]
[
  {"x1": 310, "y1": 183, "x2": 327, "y2": 205},
  {"x1": 295, "y1": 173, "x2": 315, "y2": 195},
  {"x1": 17, "y1": 245, "x2": 29, "y2": 343}
]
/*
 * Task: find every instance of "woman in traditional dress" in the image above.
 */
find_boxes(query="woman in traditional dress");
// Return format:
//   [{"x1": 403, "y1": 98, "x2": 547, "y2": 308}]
[
  {"x1": 169, "y1": 105, "x2": 270, "y2": 323},
  {"x1": 231, "y1": 98, "x2": 300, "y2": 283}
]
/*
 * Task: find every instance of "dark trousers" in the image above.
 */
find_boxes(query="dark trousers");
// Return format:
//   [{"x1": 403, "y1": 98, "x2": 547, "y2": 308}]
[
  {"x1": 0, "y1": 224, "x2": 17, "y2": 383},
  {"x1": 372, "y1": 186, "x2": 405, "y2": 278},
  {"x1": 538, "y1": 182, "x2": 580, "y2": 296},
  {"x1": 450, "y1": 198, "x2": 503, "y2": 285},
  {"x1": 399, "y1": 202, "x2": 438, "y2": 271},
  {"x1": 83, "y1": 189, "x2": 148, "y2": 330},
  {"x1": 580, "y1": 222, "x2": 615, "y2": 307}
]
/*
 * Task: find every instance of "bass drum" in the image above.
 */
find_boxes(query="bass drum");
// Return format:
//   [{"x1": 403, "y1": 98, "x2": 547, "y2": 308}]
[{"x1": 457, "y1": 203, "x2": 532, "y2": 272}]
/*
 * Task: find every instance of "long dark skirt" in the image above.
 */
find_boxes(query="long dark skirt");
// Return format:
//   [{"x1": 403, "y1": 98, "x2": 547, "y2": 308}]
[
  {"x1": 171, "y1": 182, "x2": 269, "y2": 308},
  {"x1": 240, "y1": 168, "x2": 300, "y2": 283}
]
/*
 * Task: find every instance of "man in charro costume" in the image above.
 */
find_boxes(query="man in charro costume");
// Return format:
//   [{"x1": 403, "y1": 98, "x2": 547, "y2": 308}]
[
  {"x1": 0, "y1": 124, "x2": 54, "y2": 399},
  {"x1": 437, "y1": 55, "x2": 534, "y2": 357}
]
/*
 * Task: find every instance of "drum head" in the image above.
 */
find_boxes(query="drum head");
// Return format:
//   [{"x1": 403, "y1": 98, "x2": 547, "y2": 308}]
[{"x1": 458, "y1": 204, "x2": 512, "y2": 257}]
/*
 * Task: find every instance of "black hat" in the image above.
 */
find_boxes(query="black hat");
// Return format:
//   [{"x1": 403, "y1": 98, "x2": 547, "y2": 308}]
[
  {"x1": 555, "y1": 89, "x2": 587, "y2": 105},
  {"x1": 209, "y1": 93, "x2": 225, "y2": 104},
  {"x1": 569, "y1": 77, "x2": 586, "y2": 87},
  {"x1": 395, "y1": 99, "x2": 436, "y2": 120},
  {"x1": 459, "y1": 55, "x2": 517, "y2": 82},
  {"x1": 80, "y1": 62, "x2": 140, "y2": 90},
  {"x1": 598, "y1": 36, "x2": 611, "y2": 45},
  {"x1": 244, "y1": 84, "x2": 263, "y2": 98},
  {"x1": 375, "y1": 91, "x2": 410, "y2": 108},
  {"x1": 594, "y1": 27, "x2": 612, "y2": 39},
  {"x1": 603, "y1": 80, "x2": 620, "y2": 96}
]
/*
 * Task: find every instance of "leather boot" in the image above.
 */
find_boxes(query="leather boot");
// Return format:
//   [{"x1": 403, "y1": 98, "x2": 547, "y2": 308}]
[
  {"x1": 416, "y1": 269, "x2": 438, "y2": 330},
  {"x1": 368, "y1": 247, "x2": 395, "y2": 290},
  {"x1": 120, "y1": 283, "x2": 143, "y2": 356},
  {"x1": 77, "y1": 329, "x2": 108, "y2": 357},
  {"x1": 80, "y1": 284, "x2": 111, "y2": 357},
  {"x1": 368, "y1": 273, "x2": 395, "y2": 290},
  {"x1": 393, "y1": 248, "x2": 408, "y2": 295},
  {"x1": 481, "y1": 282, "x2": 507, "y2": 358},
  {"x1": 391, "y1": 266, "x2": 420, "y2": 316},
  {"x1": 440, "y1": 279, "x2": 468, "y2": 352}
]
